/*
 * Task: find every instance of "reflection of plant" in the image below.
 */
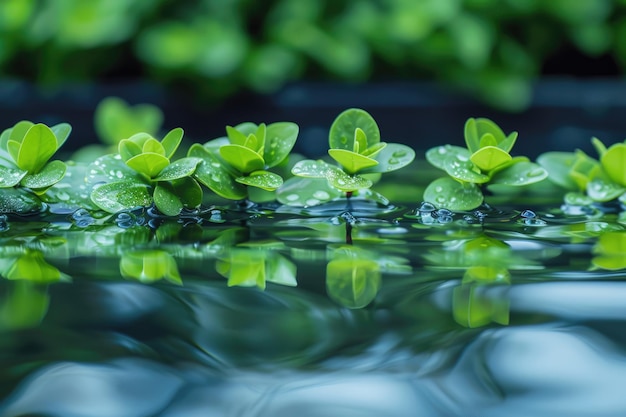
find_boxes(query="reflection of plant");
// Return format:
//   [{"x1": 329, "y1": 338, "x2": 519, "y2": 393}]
[
  {"x1": 591, "y1": 231, "x2": 626, "y2": 270},
  {"x1": 284, "y1": 108, "x2": 414, "y2": 205},
  {"x1": 120, "y1": 250, "x2": 182, "y2": 284},
  {"x1": 189, "y1": 121, "x2": 299, "y2": 201},
  {"x1": 0, "y1": 249, "x2": 70, "y2": 283},
  {"x1": 424, "y1": 118, "x2": 547, "y2": 211},
  {"x1": 0, "y1": 121, "x2": 71, "y2": 193},
  {"x1": 452, "y1": 266, "x2": 510, "y2": 328},
  {"x1": 89, "y1": 128, "x2": 203, "y2": 216},
  {"x1": 215, "y1": 245, "x2": 297, "y2": 289},
  {"x1": 538, "y1": 137, "x2": 626, "y2": 206}
]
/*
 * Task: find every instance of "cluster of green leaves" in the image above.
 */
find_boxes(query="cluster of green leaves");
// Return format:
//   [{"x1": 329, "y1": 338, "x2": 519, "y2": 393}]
[
  {"x1": 1, "y1": 0, "x2": 622, "y2": 110},
  {"x1": 188, "y1": 121, "x2": 299, "y2": 201},
  {"x1": 280, "y1": 108, "x2": 414, "y2": 206},
  {"x1": 424, "y1": 117, "x2": 548, "y2": 211},
  {"x1": 89, "y1": 128, "x2": 203, "y2": 216},
  {"x1": 0, "y1": 121, "x2": 70, "y2": 193},
  {"x1": 538, "y1": 137, "x2": 626, "y2": 205}
]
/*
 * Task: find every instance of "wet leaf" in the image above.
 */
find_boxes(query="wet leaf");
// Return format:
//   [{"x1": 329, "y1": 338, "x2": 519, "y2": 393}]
[
  {"x1": 470, "y1": 146, "x2": 512, "y2": 172},
  {"x1": 20, "y1": 160, "x2": 66, "y2": 191},
  {"x1": 426, "y1": 145, "x2": 470, "y2": 171},
  {"x1": 443, "y1": 153, "x2": 489, "y2": 184},
  {"x1": 41, "y1": 162, "x2": 98, "y2": 210},
  {"x1": 90, "y1": 181, "x2": 152, "y2": 213},
  {"x1": 325, "y1": 167, "x2": 372, "y2": 192},
  {"x1": 0, "y1": 187, "x2": 43, "y2": 214},
  {"x1": 188, "y1": 144, "x2": 247, "y2": 200},
  {"x1": 161, "y1": 127, "x2": 184, "y2": 159},
  {"x1": 326, "y1": 258, "x2": 381, "y2": 309},
  {"x1": 236, "y1": 170, "x2": 283, "y2": 191},
  {"x1": 328, "y1": 149, "x2": 378, "y2": 174},
  {"x1": 0, "y1": 166, "x2": 27, "y2": 187},
  {"x1": 86, "y1": 154, "x2": 145, "y2": 185},
  {"x1": 125, "y1": 152, "x2": 170, "y2": 178},
  {"x1": 219, "y1": 144, "x2": 265, "y2": 174},
  {"x1": 601, "y1": 143, "x2": 626, "y2": 187},
  {"x1": 118, "y1": 139, "x2": 142, "y2": 162},
  {"x1": 142, "y1": 137, "x2": 166, "y2": 156},
  {"x1": 361, "y1": 142, "x2": 387, "y2": 158},
  {"x1": 7, "y1": 121, "x2": 34, "y2": 143},
  {"x1": 153, "y1": 183, "x2": 183, "y2": 216},
  {"x1": 173, "y1": 177, "x2": 203, "y2": 209},
  {"x1": 488, "y1": 161, "x2": 547, "y2": 186},
  {"x1": 291, "y1": 159, "x2": 330, "y2": 178},
  {"x1": 536, "y1": 152, "x2": 580, "y2": 190},
  {"x1": 465, "y1": 117, "x2": 515, "y2": 153},
  {"x1": 226, "y1": 125, "x2": 251, "y2": 146},
  {"x1": 586, "y1": 178, "x2": 626, "y2": 202},
  {"x1": 361, "y1": 143, "x2": 415, "y2": 173},
  {"x1": 17, "y1": 124, "x2": 58, "y2": 174},
  {"x1": 50, "y1": 123, "x2": 72, "y2": 149},
  {"x1": 329, "y1": 108, "x2": 380, "y2": 150},
  {"x1": 277, "y1": 176, "x2": 341, "y2": 206},
  {"x1": 423, "y1": 177, "x2": 483, "y2": 210},
  {"x1": 153, "y1": 157, "x2": 201, "y2": 182},
  {"x1": 264, "y1": 122, "x2": 299, "y2": 167}
]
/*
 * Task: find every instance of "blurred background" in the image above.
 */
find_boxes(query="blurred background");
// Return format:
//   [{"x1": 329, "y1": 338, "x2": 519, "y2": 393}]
[{"x1": 2, "y1": 0, "x2": 626, "y2": 157}]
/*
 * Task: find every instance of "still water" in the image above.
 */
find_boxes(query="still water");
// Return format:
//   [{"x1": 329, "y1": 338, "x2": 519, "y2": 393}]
[{"x1": 0, "y1": 201, "x2": 625, "y2": 417}]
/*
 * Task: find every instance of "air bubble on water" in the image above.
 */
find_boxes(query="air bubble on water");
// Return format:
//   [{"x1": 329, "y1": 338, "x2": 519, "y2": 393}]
[
  {"x1": 419, "y1": 202, "x2": 436, "y2": 213},
  {"x1": 520, "y1": 209, "x2": 536, "y2": 219},
  {"x1": 72, "y1": 208, "x2": 95, "y2": 228},
  {"x1": 438, "y1": 215, "x2": 453, "y2": 224},
  {"x1": 0, "y1": 214, "x2": 9, "y2": 232}
]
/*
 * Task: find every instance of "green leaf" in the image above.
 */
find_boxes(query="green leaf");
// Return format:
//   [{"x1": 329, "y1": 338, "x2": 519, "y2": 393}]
[
  {"x1": 119, "y1": 139, "x2": 143, "y2": 162},
  {"x1": 361, "y1": 142, "x2": 387, "y2": 158},
  {"x1": 161, "y1": 127, "x2": 184, "y2": 159},
  {"x1": 354, "y1": 128, "x2": 367, "y2": 153},
  {"x1": 488, "y1": 161, "x2": 547, "y2": 186},
  {"x1": 426, "y1": 145, "x2": 470, "y2": 171},
  {"x1": 0, "y1": 281, "x2": 50, "y2": 330},
  {"x1": 326, "y1": 258, "x2": 381, "y2": 309},
  {"x1": 6, "y1": 140, "x2": 20, "y2": 164},
  {"x1": 329, "y1": 108, "x2": 380, "y2": 151},
  {"x1": 601, "y1": 143, "x2": 626, "y2": 187},
  {"x1": 188, "y1": 144, "x2": 247, "y2": 200},
  {"x1": 276, "y1": 176, "x2": 342, "y2": 206},
  {"x1": 0, "y1": 187, "x2": 43, "y2": 214},
  {"x1": 20, "y1": 160, "x2": 66, "y2": 191},
  {"x1": 328, "y1": 149, "x2": 378, "y2": 174},
  {"x1": 120, "y1": 250, "x2": 182, "y2": 284},
  {"x1": 464, "y1": 118, "x2": 481, "y2": 153},
  {"x1": 591, "y1": 136, "x2": 607, "y2": 158},
  {"x1": 125, "y1": 153, "x2": 170, "y2": 178},
  {"x1": 226, "y1": 125, "x2": 250, "y2": 146},
  {"x1": 291, "y1": 159, "x2": 330, "y2": 178},
  {"x1": 142, "y1": 137, "x2": 166, "y2": 156},
  {"x1": 536, "y1": 152, "x2": 580, "y2": 190},
  {"x1": 219, "y1": 144, "x2": 265, "y2": 174},
  {"x1": 325, "y1": 167, "x2": 373, "y2": 191},
  {"x1": 8, "y1": 121, "x2": 34, "y2": 143},
  {"x1": 5, "y1": 251, "x2": 64, "y2": 283},
  {"x1": 171, "y1": 177, "x2": 203, "y2": 208},
  {"x1": 236, "y1": 170, "x2": 283, "y2": 191},
  {"x1": 153, "y1": 157, "x2": 201, "y2": 182},
  {"x1": 17, "y1": 124, "x2": 58, "y2": 174},
  {"x1": 266, "y1": 253, "x2": 298, "y2": 287},
  {"x1": 423, "y1": 177, "x2": 484, "y2": 210},
  {"x1": 478, "y1": 133, "x2": 497, "y2": 148},
  {"x1": 51, "y1": 123, "x2": 72, "y2": 149},
  {"x1": 90, "y1": 181, "x2": 152, "y2": 213},
  {"x1": 470, "y1": 146, "x2": 512, "y2": 172},
  {"x1": 465, "y1": 118, "x2": 513, "y2": 153},
  {"x1": 453, "y1": 283, "x2": 510, "y2": 328},
  {"x1": 263, "y1": 122, "x2": 299, "y2": 167},
  {"x1": 0, "y1": 166, "x2": 27, "y2": 187},
  {"x1": 443, "y1": 153, "x2": 489, "y2": 183},
  {"x1": 587, "y1": 178, "x2": 626, "y2": 202},
  {"x1": 86, "y1": 154, "x2": 146, "y2": 185},
  {"x1": 361, "y1": 143, "x2": 415, "y2": 173},
  {"x1": 40, "y1": 162, "x2": 98, "y2": 210},
  {"x1": 253, "y1": 123, "x2": 266, "y2": 153},
  {"x1": 154, "y1": 182, "x2": 183, "y2": 216},
  {"x1": 216, "y1": 250, "x2": 267, "y2": 289}
]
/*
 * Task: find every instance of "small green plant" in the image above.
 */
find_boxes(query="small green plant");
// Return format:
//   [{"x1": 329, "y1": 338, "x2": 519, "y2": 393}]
[
  {"x1": 423, "y1": 117, "x2": 547, "y2": 211},
  {"x1": 89, "y1": 128, "x2": 203, "y2": 216},
  {"x1": 538, "y1": 137, "x2": 626, "y2": 206},
  {"x1": 94, "y1": 97, "x2": 163, "y2": 146},
  {"x1": 188, "y1": 121, "x2": 299, "y2": 201},
  {"x1": 282, "y1": 108, "x2": 415, "y2": 205},
  {"x1": 0, "y1": 121, "x2": 71, "y2": 193}
]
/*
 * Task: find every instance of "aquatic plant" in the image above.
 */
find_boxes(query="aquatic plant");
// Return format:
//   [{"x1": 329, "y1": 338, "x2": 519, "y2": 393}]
[{"x1": 423, "y1": 117, "x2": 548, "y2": 211}]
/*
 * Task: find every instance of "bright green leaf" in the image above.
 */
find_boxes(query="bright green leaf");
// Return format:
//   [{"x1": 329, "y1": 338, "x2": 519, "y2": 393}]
[
  {"x1": 171, "y1": 177, "x2": 203, "y2": 209},
  {"x1": 17, "y1": 124, "x2": 58, "y2": 174},
  {"x1": 423, "y1": 177, "x2": 484, "y2": 210},
  {"x1": 153, "y1": 157, "x2": 201, "y2": 182},
  {"x1": 5, "y1": 251, "x2": 64, "y2": 283},
  {"x1": 601, "y1": 143, "x2": 626, "y2": 187},
  {"x1": 118, "y1": 139, "x2": 143, "y2": 162},
  {"x1": 354, "y1": 127, "x2": 367, "y2": 153},
  {"x1": 20, "y1": 160, "x2": 66, "y2": 191},
  {"x1": 51, "y1": 123, "x2": 72, "y2": 149},
  {"x1": 0, "y1": 188, "x2": 43, "y2": 214},
  {"x1": 264, "y1": 122, "x2": 299, "y2": 167},
  {"x1": 94, "y1": 97, "x2": 163, "y2": 146},
  {"x1": 291, "y1": 159, "x2": 330, "y2": 178},
  {"x1": 226, "y1": 125, "x2": 249, "y2": 146},
  {"x1": 361, "y1": 143, "x2": 415, "y2": 173},
  {"x1": 8, "y1": 121, "x2": 34, "y2": 143},
  {"x1": 219, "y1": 144, "x2": 265, "y2": 174},
  {"x1": 120, "y1": 250, "x2": 181, "y2": 284},
  {"x1": 86, "y1": 154, "x2": 146, "y2": 185},
  {"x1": 591, "y1": 136, "x2": 607, "y2": 158},
  {"x1": 0, "y1": 166, "x2": 27, "y2": 187},
  {"x1": 478, "y1": 133, "x2": 498, "y2": 148},
  {"x1": 488, "y1": 161, "x2": 548, "y2": 186},
  {"x1": 276, "y1": 176, "x2": 341, "y2": 206},
  {"x1": 142, "y1": 137, "x2": 166, "y2": 156},
  {"x1": 362, "y1": 142, "x2": 387, "y2": 158},
  {"x1": 6, "y1": 140, "x2": 20, "y2": 163},
  {"x1": 325, "y1": 167, "x2": 373, "y2": 191},
  {"x1": 328, "y1": 149, "x2": 378, "y2": 174},
  {"x1": 587, "y1": 178, "x2": 626, "y2": 202},
  {"x1": 329, "y1": 108, "x2": 380, "y2": 151},
  {"x1": 470, "y1": 146, "x2": 512, "y2": 172},
  {"x1": 125, "y1": 152, "x2": 170, "y2": 178},
  {"x1": 537, "y1": 152, "x2": 580, "y2": 190},
  {"x1": 188, "y1": 144, "x2": 247, "y2": 200},
  {"x1": 154, "y1": 183, "x2": 183, "y2": 216},
  {"x1": 161, "y1": 127, "x2": 184, "y2": 159},
  {"x1": 426, "y1": 145, "x2": 470, "y2": 171},
  {"x1": 443, "y1": 154, "x2": 490, "y2": 183},
  {"x1": 90, "y1": 181, "x2": 152, "y2": 213},
  {"x1": 236, "y1": 170, "x2": 283, "y2": 191}
]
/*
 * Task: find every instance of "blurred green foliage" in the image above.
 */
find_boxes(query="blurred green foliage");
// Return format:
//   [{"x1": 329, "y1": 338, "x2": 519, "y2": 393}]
[{"x1": 0, "y1": 0, "x2": 624, "y2": 110}]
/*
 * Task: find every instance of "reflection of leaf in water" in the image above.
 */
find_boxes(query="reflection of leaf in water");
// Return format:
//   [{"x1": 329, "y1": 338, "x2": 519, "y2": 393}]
[
  {"x1": 1, "y1": 250, "x2": 69, "y2": 283},
  {"x1": 592, "y1": 231, "x2": 626, "y2": 270},
  {"x1": 120, "y1": 250, "x2": 182, "y2": 284},
  {"x1": 216, "y1": 249, "x2": 297, "y2": 290},
  {"x1": 0, "y1": 281, "x2": 49, "y2": 330},
  {"x1": 326, "y1": 258, "x2": 381, "y2": 309},
  {"x1": 453, "y1": 267, "x2": 510, "y2": 328}
]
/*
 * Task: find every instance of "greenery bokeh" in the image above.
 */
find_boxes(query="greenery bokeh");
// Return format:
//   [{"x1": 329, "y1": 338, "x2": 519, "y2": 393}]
[{"x1": 1, "y1": 0, "x2": 625, "y2": 110}]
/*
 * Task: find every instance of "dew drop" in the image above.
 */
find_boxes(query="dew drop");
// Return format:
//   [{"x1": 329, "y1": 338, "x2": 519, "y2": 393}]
[
  {"x1": 313, "y1": 190, "x2": 330, "y2": 200},
  {"x1": 286, "y1": 194, "x2": 299, "y2": 201},
  {"x1": 305, "y1": 198, "x2": 320, "y2": 206}
]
